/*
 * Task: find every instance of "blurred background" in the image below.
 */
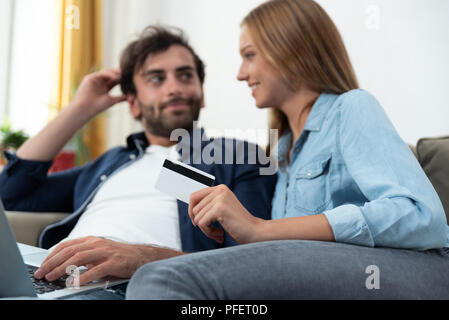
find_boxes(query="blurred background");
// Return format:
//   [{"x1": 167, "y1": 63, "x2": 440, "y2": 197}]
[{"x1": 0, "y1": 0, "x2": 448, "y2": 168}]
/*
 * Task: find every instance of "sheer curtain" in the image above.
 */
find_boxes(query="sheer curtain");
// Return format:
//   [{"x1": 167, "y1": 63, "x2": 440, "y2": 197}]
[{"x1": 49, "y1": 0, "x2": 104, "y2": 162}]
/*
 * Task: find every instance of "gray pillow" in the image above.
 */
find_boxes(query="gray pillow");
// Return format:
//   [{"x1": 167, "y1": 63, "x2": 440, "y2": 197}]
[{"x1": 416, "y1": 136, "x2": 449, "y2": 223}]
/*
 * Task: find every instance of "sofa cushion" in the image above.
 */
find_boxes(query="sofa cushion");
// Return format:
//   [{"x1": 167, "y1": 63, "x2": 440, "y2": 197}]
[
  {"x1": 416, "y1": 136, "x2": 449, "y2": 223},
  {"x1": 5, "y1": 211, "x2": 70, "y2": 247}
]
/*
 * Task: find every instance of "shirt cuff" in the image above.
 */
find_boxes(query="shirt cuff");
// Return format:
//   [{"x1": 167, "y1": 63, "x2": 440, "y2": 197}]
[
  {"x1": 3, "y1": 151, "x2": 53, "y2": 180},
  {"x1": 324, "y1": 204, "x2": 375, "y2": 247}
]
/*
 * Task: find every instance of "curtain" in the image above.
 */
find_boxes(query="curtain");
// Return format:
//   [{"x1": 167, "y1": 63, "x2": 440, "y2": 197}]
[{"x1": 49, "y1": 0, "x2": 104, "y2": 163}]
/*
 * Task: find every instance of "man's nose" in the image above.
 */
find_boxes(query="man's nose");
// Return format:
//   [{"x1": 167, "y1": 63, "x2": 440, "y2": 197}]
[{"x1": 164, "y1": 75, "x2": 183, "y2": 96}]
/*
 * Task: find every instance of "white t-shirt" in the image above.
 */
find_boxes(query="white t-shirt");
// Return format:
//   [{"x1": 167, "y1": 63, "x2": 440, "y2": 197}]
[{"x1": 57, "y1": 145, "x2": 182, "y2": 251}]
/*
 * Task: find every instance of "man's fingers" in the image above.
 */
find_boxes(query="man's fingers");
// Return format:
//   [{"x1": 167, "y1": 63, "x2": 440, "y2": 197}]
[
  {"x1": 36, "y1": 239, "x2": 99, "y2": 279},
  {"x1": 38, "y1": 241, "x2": 82, "y2": 274},
  {"x1": 77, "y1": 263, "x2": 115, "y2": 286},
  {"x1": 101, "y1": 78, "x2": 121, "y2": 94},
  {"x1": 89, "y1": 69, "x2": 121, "y2": 92},
  {"x1": 46, "y1": 249, "x2": 106, "y2": 282},
  {"x1": 34, "y1": 237, "x2": 132, "y2": 287},
  {"x1": 97, "y1": 68, "x2": 121, "y2": 80},
  {"x1": 110, "y1": 95, "x2": 127, "y2": 104},
  {"x1": 42, "y1": 238, "x2": 85, "y2": 265}
]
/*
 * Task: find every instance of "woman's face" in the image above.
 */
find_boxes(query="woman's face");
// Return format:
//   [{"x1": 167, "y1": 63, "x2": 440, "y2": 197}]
[{"x1": 237, "y1": 27, "x2": 292, "y2": 109}]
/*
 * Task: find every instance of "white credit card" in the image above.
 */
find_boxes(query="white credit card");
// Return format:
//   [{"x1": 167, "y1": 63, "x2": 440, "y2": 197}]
[{"x1": 155, "y1": 159, "x2": 215, "y2": 204}]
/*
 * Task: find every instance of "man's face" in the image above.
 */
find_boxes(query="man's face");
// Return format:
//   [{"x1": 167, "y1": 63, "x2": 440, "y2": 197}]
[{"x1": 130, "y1": 45, "x2": 204, "y2": 138}]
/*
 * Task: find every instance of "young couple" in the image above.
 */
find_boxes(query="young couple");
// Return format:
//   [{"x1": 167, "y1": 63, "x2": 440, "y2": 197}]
[
  {"x1": 3, "y1": 0, "x2": 448, "y2": 300},
  {"x1": 126, "y1": 0, "x2": 449, "y2": 299}
]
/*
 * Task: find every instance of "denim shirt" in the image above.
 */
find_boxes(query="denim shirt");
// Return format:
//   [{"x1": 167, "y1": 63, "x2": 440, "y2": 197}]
[{"x1": 271, "y1": 89, "x2": 448, "y2": 250}]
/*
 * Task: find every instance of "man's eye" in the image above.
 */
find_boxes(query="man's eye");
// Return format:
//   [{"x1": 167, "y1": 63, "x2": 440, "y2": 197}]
[
  {"x1": 180, "y1": 73, "x2": 193, "y2": 81},
  {"x1": 149, "y1": 75, "x2": 164, "y2": 84}
]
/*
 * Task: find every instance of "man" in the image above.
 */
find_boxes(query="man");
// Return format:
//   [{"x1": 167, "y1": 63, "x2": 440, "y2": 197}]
[{"x1": 0, "y1": 26, "x2": 275, "y2": 297}]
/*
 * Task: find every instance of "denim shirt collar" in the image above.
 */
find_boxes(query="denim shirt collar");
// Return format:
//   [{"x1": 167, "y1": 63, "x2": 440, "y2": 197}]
[
  {"x1": 276, "y1": 92, "x2": 338, "y2": 168},
  {"x1": 304, "y1": 92, "x2": 338, "y2": 132}
]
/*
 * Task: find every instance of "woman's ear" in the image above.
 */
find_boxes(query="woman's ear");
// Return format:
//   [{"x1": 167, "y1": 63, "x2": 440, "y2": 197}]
[{"x1": 128, "y1": 94, "x2": 141, "y2": 119}]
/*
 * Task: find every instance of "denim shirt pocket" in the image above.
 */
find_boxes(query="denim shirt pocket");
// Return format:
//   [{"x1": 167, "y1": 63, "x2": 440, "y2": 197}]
[{"x1": 294, "y1": 154, "x2": 332, "y2": 214}]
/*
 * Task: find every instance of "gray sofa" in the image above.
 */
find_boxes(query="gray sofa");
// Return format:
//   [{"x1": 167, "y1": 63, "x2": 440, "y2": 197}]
[
  {"x1": 5, "y1": 135, "x2": 449, "y2": 247},
  {"x1": 414, "y1": 135, "x2": 449, "y2": 222}
]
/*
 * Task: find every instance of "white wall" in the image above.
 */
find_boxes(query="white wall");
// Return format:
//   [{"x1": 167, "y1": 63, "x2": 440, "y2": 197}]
[
  {"x1": 317, "y1": 0, "x2": 449, "y2": 145},
  {"x1": 100, "y1": 0, "x2": 449, "y2": 148}
]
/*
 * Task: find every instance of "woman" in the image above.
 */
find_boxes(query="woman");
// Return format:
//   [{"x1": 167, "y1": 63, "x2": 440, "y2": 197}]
[{"x1": 126, "y1": 0, "x2": 449, "y2": 299}]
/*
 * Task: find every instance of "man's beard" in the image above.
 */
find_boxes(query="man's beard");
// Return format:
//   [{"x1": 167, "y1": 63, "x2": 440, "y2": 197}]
[{"x1": 138, "y1": 96, "x2": 201, "y2": 138}]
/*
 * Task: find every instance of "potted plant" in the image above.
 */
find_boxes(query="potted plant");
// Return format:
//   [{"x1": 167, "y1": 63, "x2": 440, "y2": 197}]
[{"x1": 0, "y1": 120, "x2": 29, "y2": 166}]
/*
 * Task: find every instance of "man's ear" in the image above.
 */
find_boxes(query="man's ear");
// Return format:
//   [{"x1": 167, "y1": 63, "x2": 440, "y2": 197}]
[{"x1": 128, "y1": 94, "x2": 141, "y2": 119}]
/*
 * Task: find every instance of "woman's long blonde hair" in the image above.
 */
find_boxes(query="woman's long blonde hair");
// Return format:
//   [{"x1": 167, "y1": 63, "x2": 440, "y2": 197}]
[{"x1": 242, "y1": 0, "x2": 359, "y2": 137}]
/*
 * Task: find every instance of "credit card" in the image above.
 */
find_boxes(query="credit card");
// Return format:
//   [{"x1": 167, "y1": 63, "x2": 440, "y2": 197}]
[{"x1": 155, "y1": 159, "x2": 215, "y2": 204}]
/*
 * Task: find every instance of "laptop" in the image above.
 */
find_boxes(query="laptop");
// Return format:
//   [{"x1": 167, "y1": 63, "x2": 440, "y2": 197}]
[{"x1": 0, "y1": 199, "x2": 128, "y2": 299}]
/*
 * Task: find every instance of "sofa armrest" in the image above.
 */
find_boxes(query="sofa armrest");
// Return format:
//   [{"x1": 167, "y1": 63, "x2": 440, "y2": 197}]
[{"x1": 5, "y1": 211, "x2": 70, "y2": 247}]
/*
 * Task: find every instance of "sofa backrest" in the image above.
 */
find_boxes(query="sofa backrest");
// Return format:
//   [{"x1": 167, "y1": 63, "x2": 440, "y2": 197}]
[{"x1": 414, "y1": 136, "x2": 449, "y2": 223}]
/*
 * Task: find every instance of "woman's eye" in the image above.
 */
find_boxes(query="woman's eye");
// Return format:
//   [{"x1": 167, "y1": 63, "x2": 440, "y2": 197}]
[{"x1": 245, "y1": 52, "x2": 255, "y2": 60}]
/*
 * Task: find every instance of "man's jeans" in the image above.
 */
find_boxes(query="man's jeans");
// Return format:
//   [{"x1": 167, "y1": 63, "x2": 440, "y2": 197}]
[{"x1": 126, "y1": 240, "x2": 449, "y2": 299}]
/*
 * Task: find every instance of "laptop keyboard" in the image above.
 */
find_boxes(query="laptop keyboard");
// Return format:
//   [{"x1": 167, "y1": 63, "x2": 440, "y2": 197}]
[{"x1": 26, "y1": 265, "x2": 67, "y2": 294}]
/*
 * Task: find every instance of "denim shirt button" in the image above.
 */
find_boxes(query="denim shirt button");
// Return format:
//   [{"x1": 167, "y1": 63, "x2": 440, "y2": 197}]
[
  {"x1": 129, "y1": 154, "x2": 136, "y2": 160},
  {"x1": 100, "y1": 174, "x2": 107, "y2": 181}
]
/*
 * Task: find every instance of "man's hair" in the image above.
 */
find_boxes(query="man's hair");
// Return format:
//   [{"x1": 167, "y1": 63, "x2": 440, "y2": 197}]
[{"x1": 120, "y1": 25, "x2": 206, "y2": 95}]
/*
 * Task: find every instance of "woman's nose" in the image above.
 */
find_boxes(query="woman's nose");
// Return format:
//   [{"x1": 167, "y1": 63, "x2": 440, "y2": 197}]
[{"x1": 237, "y1": 64, "x2": 248, "y2": 82}]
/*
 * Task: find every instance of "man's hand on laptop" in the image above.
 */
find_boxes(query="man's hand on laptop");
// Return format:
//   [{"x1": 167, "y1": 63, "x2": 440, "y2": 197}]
[{"x1": 33, "y1": 236, "x2": 185, "y2": 286}]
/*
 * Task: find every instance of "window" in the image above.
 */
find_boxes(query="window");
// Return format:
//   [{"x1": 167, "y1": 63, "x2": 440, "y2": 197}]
[{"x1": 1, "y1": 0, "x2": 56, "y2": 136}]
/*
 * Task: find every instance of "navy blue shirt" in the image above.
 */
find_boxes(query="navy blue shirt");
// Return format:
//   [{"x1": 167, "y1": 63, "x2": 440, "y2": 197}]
[{"x1": 0, "y1": 129, "x2": 276, "y2": 250}]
